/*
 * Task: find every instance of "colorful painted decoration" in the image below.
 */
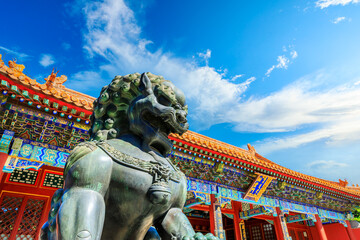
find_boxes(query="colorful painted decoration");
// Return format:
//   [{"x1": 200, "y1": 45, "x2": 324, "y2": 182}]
[
  {"x1": 0, "y1": 130, "x2": 14, "y2": 153},
  {"x1": 239, "y1": 206, "x2": 277, "y2": 220},
  {"x1": 286, "y1": 214, "x2": 316, "y2": 223},
  {"x1": 3, "y1": 137, "x2": 69, "y2": 173},
  {"x1": 243, "y1": 173, "x2": 275, "y2": 202},
  {"x1": 3, "y1": 156, "x2": 44, "y2": 172},
  {"x1": 279, "y1": 212, "x2": 292, "y2": 240},
  {"x1": 213, "y1": 202, "x2": 226, "y2": 240},
  {"x1": 239, "y1": 220, "x2": 247, "y2": 240}
]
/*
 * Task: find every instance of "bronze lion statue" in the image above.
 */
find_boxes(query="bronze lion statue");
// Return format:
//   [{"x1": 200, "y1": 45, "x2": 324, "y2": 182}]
[{"x1": 41, "y1": 73, "x2": 219, "y2": 240}]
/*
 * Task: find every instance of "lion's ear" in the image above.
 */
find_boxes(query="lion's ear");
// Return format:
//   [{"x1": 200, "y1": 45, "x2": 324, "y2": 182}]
[{"x1": 139, "y1": 72, "x2": 153, "y2": 96}]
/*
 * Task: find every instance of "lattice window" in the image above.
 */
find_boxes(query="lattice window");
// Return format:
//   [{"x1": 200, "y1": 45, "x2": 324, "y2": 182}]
[
  {"x1": 9, "y1": 169, "x2": 38, "y2": 185},
  {"x1": 16, "y1": 198, "x2": 45, "y2": 240},
  {"x1": 251, "y1": 225, "x2": 262, "y2": 240},
  {"x1": 43, "y1": 173, "x2": 64, "y2": 188},
  {"x1": 245, "y1": 226, "x2": 251, "y2": 240},
  {"x1": 297, "y1": 230, "x2": 309, "y2": 240},
  {"x1": 263, "y1": 223, "x2": 276, "y2": 240},
  {"x1": 0, "y1": 195, "x2": 23, "y2": 240},
  {"x1": 289, "y1": 229, "x2": 296, "y2": 240}
]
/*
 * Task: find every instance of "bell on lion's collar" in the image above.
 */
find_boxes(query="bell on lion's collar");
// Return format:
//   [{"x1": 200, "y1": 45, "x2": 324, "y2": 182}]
[{"x1": 147, "y1": 182, "x2": 172, "y2": 205}]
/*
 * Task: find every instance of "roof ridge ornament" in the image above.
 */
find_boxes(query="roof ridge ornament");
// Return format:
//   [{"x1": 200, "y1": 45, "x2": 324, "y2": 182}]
[
  {"x1": 7, "y1": 58, "x2": 26, "y2": 78},
  {"x1": 44, "y1": 68, "x2": 67, "y2": 89},
  {"x1": 247, "y1": 143, "x2": 256, "y2": 157}
]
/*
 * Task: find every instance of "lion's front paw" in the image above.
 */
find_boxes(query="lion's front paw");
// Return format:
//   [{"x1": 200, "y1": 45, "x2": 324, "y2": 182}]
[{"x1": 182, "y1": 232, "x2": 219, "y2": 240}]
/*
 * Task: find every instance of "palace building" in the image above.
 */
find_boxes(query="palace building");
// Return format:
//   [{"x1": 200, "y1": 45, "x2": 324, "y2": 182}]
[{"x1": 0, "y1": 56, "x2": 359, "y2": 240}]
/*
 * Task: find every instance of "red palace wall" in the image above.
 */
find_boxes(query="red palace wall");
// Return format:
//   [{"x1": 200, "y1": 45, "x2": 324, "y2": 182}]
[
  {"x1": 0, "y1": 166, "x2": 62, "y2": 239},
  {"x1": 352, "y1": 228, "x2": 360, "y2": 239},
  {"x1": 309, "y1": 223, "x2": 353, "y2": 240}
]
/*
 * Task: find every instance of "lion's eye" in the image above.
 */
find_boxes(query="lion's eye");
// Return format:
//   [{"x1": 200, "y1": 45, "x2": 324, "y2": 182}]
[
  {"x1": 157, "y1": 96, "x2": 172, "y2": 106},
  {"x1": 174, "y1": 104, "x2": 182, "y2": 110}
]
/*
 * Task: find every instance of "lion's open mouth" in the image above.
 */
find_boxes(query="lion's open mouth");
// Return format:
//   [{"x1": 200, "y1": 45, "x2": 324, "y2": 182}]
[{"x1": 141, "y1": 110, "x2": 189, "y2": 137}]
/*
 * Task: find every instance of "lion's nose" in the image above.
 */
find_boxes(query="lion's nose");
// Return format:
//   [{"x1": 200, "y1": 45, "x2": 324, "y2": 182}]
[{"x1": 176, "y1": 111, "x2": 187, "y2": 124}]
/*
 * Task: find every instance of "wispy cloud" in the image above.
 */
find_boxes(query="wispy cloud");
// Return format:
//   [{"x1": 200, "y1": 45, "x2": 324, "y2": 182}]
[
  {"x1": 235, "y1": 71, "x2": 360, "y2": 153},
  {"x1": 308, "y1": 160, "x2": 348, "y2": 170},
  {"x1": 332, "y1": 16, "x2": 346, "y2": 24},
  {"x1": 67, "y1": 71, "x2": 105, "y2": 92},
  {"x1": 0, "y1": 46, "x2": 29, "y2": 60},
  {"x1": 39, "y1": 54, "x2": 55, "y2": 67},
  {"x1": 290, "y1": 50, "x2": 298, "y2": 59},
  {"x1": 198, "y1": 49, "x2": 212, "y2": 65},
  {"x1": 265, "y1": 55, "x2": 291, "y2": 77},
  {"x1": 316, "y1": 0, "x2": 359, "y2": 9},
  {"x1": 73, "y1": 0, "x2": 255, "y2": 128}
]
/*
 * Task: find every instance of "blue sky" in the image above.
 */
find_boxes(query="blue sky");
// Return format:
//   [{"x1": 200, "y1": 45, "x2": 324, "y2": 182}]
[{"x1": 1, "y1": 0, "x2": 360, "y2": 184}]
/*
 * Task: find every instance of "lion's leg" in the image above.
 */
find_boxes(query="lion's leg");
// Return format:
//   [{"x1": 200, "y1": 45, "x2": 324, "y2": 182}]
[
  {"x1": 58, "y1": 188, "x2": 105, "y2": 240},
  {"x1": 156, "y1": 208, "x2": 195, "y2": 240},
  {"x1": 57, "y1": 149, "x2": 113, "y2": 240},
  {"x1": 156, "y1": 208, "x2": 219, "y2": 240}
]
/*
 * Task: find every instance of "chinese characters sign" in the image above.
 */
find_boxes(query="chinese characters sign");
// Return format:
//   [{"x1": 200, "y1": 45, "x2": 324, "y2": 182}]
[{"x1": 243, "y1": 173, "x2": 275, "y2": 202}]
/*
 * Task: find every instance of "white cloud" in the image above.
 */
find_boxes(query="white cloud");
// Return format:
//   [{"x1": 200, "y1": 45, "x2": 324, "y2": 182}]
[
  {"x1": 228, "y1": 72, "x2": 360, "y2": 153},
  {"x1": 74, "y1": 0, "x2": 360, "y2": 154},
  {"x1": 39, "y1": 54, "x2": 55, "y2": 67},
  {"x1": 231, "y1": 74, "x2": 244, "y2": 81},
  {"x1": 198, "y1": 49, "x2": 211, "y2": 65},
  {"x1": 290, "y1": 50, "x2": 298, "y2": 59},
  {"x1": 74, "y1": 0, "x2": 253, "y2": 128},
  {"x1": 0, "y1": 46, "x2": 29, "y2": 60},
  {"x1": 265, "y1": 66, "x2": 276, "y2": 77},
  {"x1": 276, "y1": 55, "x2": 290, "y2": 69},
  {"x1": 67, "y1": 71, "x2": 105, "y2": 92},
  {"x1": 308, "y1": 160, "x2": 348, "y2": 169},
  {"x1": 332, "y1": 16, "x2": 346, "y2": 24},
  {"x1": 316, "y1": 0, "x2": 359, "y2": 8},
  {"x1": 265, "y1": 55, "x2": 292, "y2": 77}
]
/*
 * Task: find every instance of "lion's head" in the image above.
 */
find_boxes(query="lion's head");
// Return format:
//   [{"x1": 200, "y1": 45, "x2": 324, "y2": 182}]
[{"x1": 90, "y1": 72, "x2": 189, "y2": 156}]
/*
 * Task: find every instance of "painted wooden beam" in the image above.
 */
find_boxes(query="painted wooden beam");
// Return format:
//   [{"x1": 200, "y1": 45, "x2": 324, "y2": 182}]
[
  {"x1": 239, "y1": 206, "x2": 277, "y2": 220},
  {"x1": 286, "y1": 213, "x2": 316, "y2": 223}
]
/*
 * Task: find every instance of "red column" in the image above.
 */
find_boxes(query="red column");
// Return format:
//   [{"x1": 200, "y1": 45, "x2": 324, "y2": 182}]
[
  {"x1": 315, "y1": 214, "x2": 328, "y2": 240},
  {"x1": 345, "y1": 220, "x2": 357, "y2": 240},
  {"x1": 273, "y1": 208, "x2": 285, "y2": 240},
  {"x1": 232, "y1": 201, "x2": 241, "y2": 240},
  {"x1": 209, "y1": 194, "x2": 216, "y2": 234},
  {"x1": 0, "y1": 152, "x2": 8, "y2": 180}
]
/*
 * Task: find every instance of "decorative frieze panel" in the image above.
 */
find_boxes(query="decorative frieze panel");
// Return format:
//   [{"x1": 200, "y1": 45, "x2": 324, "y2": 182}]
[
  {"x1": 8, "y1": 169, "x2": 38, "y2": 185},
  {"x1": 3, "y1": 138, "x2": 69, "y2": 173},
  {"x1": 42, "y1": 173, "x2": 64, "y2": 188},
  {"x1": 187, "y1": 178, "x2": 351, "y2": 222}
]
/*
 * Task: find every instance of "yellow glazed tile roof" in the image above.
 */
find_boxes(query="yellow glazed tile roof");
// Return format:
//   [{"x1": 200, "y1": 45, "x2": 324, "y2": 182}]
[
  {"x1": 0, "y1": 56, "x2": 95, "y2": 110},
  {"x1": 170, "y1": 131, "x2": 360, "y2": 197},
  {"x1": 1, "y1": 56, "x2": 358, "y2": 197}
]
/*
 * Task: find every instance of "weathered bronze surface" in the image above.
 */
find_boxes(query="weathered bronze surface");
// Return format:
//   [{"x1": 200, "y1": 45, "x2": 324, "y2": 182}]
[{"x1": 41, "y1": 73, "x2": 219, "y2": 240}]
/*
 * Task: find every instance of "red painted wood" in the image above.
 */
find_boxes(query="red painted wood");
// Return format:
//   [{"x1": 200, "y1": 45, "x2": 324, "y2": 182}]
[
  {"x1": 0, "y1": 165, "x2": 62, "y2": 239},
  {"x1": 345, "y1": 221, "x2": 357, "y2": 240},
  {"x1": 170, "y1": 137, "x2": 359, "y2": 199},
  {"x1": 273, "y1": 208, "x2": 285, "y2": 240},
  {"x1": 190, "y1": 204, "x2": 234, "y2": 214},
  {"x1": 0, "y1": 152, "x2": 8, "y2": 180},
  {"x1": 232, "y1": 201, "x2": 241, "y2": 240},
  {"x1": 315, "y1": 215, "x2": 328, "y2": 240},
  {"x1": 352, "y1": 228, "x2": 360, "y2": 239},
  {"x1": 209, "y1": 194, "x2": 216, "y2": 234},
  {"x1": 0, "y1": 74, "x2": 92, "y2": 115}
]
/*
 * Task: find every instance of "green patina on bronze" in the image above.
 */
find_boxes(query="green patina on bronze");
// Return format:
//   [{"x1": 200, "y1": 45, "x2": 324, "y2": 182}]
[{"x1": 41, "y1": 73, "x2": 219, "y2": 240}]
